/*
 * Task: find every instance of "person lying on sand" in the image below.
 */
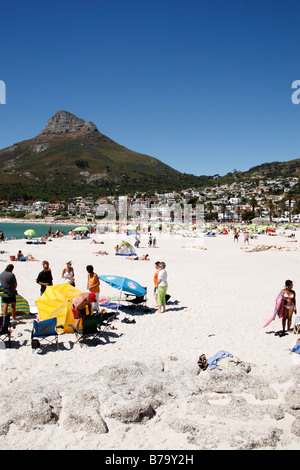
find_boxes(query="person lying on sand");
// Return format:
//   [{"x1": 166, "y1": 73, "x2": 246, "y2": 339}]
[
  {"x1": 26, "y1": 254, "x2": 39, "y2": 261},
  {"x1": 90, "y1": 239, "x2": 104, "y2": 244},
  {"x1": 93, "y1": 251, "x2": 109, "y2": 255},
  {"x1": 126, "y1": 254, "x2": 149, "y2": 260}
]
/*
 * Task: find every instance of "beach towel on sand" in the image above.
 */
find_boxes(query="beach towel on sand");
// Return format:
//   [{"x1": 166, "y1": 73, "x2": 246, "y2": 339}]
[
  {"x1": 263, "y1": 293, "x2": 284, "y2": 328},
  {"x1": 292, "y1": 344, "x2": 300, "y2": 355},
  {"x1": 207, "y1": 350, "x2": 233, "y2": 370}
]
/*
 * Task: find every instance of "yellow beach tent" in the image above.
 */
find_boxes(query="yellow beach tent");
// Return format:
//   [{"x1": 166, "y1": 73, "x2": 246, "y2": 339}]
[{"x1": 36, "y1": 283, "x2": 83, "y2": 333}]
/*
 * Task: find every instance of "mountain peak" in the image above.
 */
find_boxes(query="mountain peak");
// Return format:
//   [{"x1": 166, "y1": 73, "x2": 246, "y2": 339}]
[{"x1": 39, "y1": 110, "x2": 100, "y2": 136}]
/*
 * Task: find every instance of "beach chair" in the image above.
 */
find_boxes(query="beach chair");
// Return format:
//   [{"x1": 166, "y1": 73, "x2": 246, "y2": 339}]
[
  {"x1": 0, "y1": 315, "x2": 11, "y2": 348},
  {"x1": 68, "y1": 314, "x2": 103, "y2": 344},
  {"x1": 294, "y1": 316, "x2": 300, "y2": 334},
  {"x1": 125, "y1": 288, "x2": 148, "y2": 311},
  {"x1": 96, "y1": 311, "x2": 117, "y2": 332},
  {"x1": 69, "y1": 312, "x2": 117, "y2": 344},
  {"x1": 31, "y1": 318, "x2": 59, "y2": 353}
]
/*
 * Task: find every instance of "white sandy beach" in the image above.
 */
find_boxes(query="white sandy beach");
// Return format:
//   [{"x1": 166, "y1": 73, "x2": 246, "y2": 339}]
[{"x1": 0, "y1": 229, "x2": 300, "y2": 450}]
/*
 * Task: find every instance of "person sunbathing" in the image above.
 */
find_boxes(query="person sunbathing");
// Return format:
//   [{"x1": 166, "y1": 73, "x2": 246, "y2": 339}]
[
  {"x1": 26, "y1": 254, "x2": 39, "y2": 261},
  {"x1": 17, "y1": 250, "x2": 25, "y2": 261},
  {"x1": 126, "y1": 254, "x2": 149, "y2": 260},
  {"x1": 17, "y1": 251, "x2": 38, "y2": 261}
]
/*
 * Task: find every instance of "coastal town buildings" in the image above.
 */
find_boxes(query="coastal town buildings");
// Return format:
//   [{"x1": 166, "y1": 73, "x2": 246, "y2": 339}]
[{"x1": 1, "y1": 176, "x2": 299, "y2": 224}]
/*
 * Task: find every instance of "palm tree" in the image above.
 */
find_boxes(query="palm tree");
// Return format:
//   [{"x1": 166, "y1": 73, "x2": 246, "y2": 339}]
[
  {"x1": 278, "y1": 199, "x2": 287, "y2": 219},
  {"x1": 292, "y1": 200, "x2": 300, "y2": 217},
  {"x1": 284, "y1": 191, "x2": 299, "y2": 223},
  {"x1": 235, "y1": 205, "x2": 241, "y2": 222},
  {"x1": 205, "y1": 202, "x2": 214, "y2": 213},
  {"x1": 255, "y1": 206, "x2": 263, "y2": 218},
  {"x1": 265, "y1": 199, "x2": 275, "y2": 223},
  {"x1": 220, "y1": 203, "x2": 227, "y2": 221},
  {"x1": 248, "y1": 196, "x2": 258, "y2": 213}
]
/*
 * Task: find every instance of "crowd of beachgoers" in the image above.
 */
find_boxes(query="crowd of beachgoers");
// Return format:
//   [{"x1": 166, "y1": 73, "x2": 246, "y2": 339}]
[{"x1": 0, "y1": 221, "x2": 299, "y2": 449}]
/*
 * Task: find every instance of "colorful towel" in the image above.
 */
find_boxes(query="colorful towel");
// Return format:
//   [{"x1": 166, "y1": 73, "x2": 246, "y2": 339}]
[{"x1": 263, "y1": 293, "x2": 284, "y2": 328}]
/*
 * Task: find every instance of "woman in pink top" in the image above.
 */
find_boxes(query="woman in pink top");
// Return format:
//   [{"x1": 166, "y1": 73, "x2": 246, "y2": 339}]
[{"x1": 280, "y1": 280, "x2": 296, "y2": 333}]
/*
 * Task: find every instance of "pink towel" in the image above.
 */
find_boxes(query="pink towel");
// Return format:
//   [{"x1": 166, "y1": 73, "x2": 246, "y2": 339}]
[{"x1": 263, "y1": 293, "x2": 284, "y2": 328}]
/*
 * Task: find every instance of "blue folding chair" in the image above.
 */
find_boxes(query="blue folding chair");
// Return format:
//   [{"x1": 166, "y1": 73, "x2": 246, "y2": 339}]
[{"x1": 31, "y1": 318, "x2": 59, "y2": 352}]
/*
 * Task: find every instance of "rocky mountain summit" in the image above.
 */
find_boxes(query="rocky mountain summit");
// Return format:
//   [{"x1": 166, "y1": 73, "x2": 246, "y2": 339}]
[
  {"x1": 38, "y1": 110, "x2": 106, "y2": 139},
  {"x1": 0, "y1": 109, "x2": 200, "y2": 199}
]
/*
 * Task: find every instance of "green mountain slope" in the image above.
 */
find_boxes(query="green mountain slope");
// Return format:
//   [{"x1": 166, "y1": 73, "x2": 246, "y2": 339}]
[
  {"x1": 0, "y1": 110, "x2": 209, "y2": 200},
  {"x1": 0, "y1": 110, "x2": 299, "y2": 202},
  {"x1": 212, "y1": 159, "x2": 300, "y2": 185}
]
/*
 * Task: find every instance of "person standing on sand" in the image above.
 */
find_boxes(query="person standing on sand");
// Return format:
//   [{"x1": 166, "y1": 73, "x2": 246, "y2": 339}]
[
  {"x1": 153, "y1": 261, "x2": 160, "y2": 307},
  {"x1": 86, "y1": 265, "x2": 100, "y2": 312},
  {"x1": 233, "y1": 228, "x2": 239, "y2": 242},
  {"x1": 36, "y1": 260, "x2": 53, "y2": 295},
  {"x1": 280, "y1": 280, "x2": 296, "y2": 334},
  {"x1": 157, "y1": 262, "x2": 168, "y2": 313},
  {"x1": 62, "y1": 261, "x2": 75, "y2": 286},
  {"x1": 0, "y1": 264, "x2": 17, "y2": 321},
  {"x1": 244, "y1": 231, "x2": 249, "y2": 244}
]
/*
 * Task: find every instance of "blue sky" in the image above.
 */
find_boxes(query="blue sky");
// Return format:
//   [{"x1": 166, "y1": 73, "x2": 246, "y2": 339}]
[{"x1": 0, "y1": 0, "x2": 299, "y2": 176}]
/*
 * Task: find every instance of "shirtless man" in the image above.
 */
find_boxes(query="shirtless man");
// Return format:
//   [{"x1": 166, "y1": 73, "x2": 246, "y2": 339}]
[{"x1": 71, "y1": 292, "x2": 96, "y2": 331}]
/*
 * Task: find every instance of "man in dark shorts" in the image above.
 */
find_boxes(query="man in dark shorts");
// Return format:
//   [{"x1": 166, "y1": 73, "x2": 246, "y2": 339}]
[{"x1": 0, "y1": 264, "x2": 17, "y2": 321}]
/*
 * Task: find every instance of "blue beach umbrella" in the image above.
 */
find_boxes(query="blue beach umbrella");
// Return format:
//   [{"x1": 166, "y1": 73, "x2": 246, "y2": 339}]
[
  {"x1": 99, "y1": 275, "x2": 146, "y2": 297},
  {"x1": 99, "y1": 275, "x2": 146, "y2": 311}
]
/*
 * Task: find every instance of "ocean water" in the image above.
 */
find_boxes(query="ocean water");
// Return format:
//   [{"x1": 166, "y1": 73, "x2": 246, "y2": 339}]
[{"x1": 0, "y1": 222, "x2": 80, "y2": 240}]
